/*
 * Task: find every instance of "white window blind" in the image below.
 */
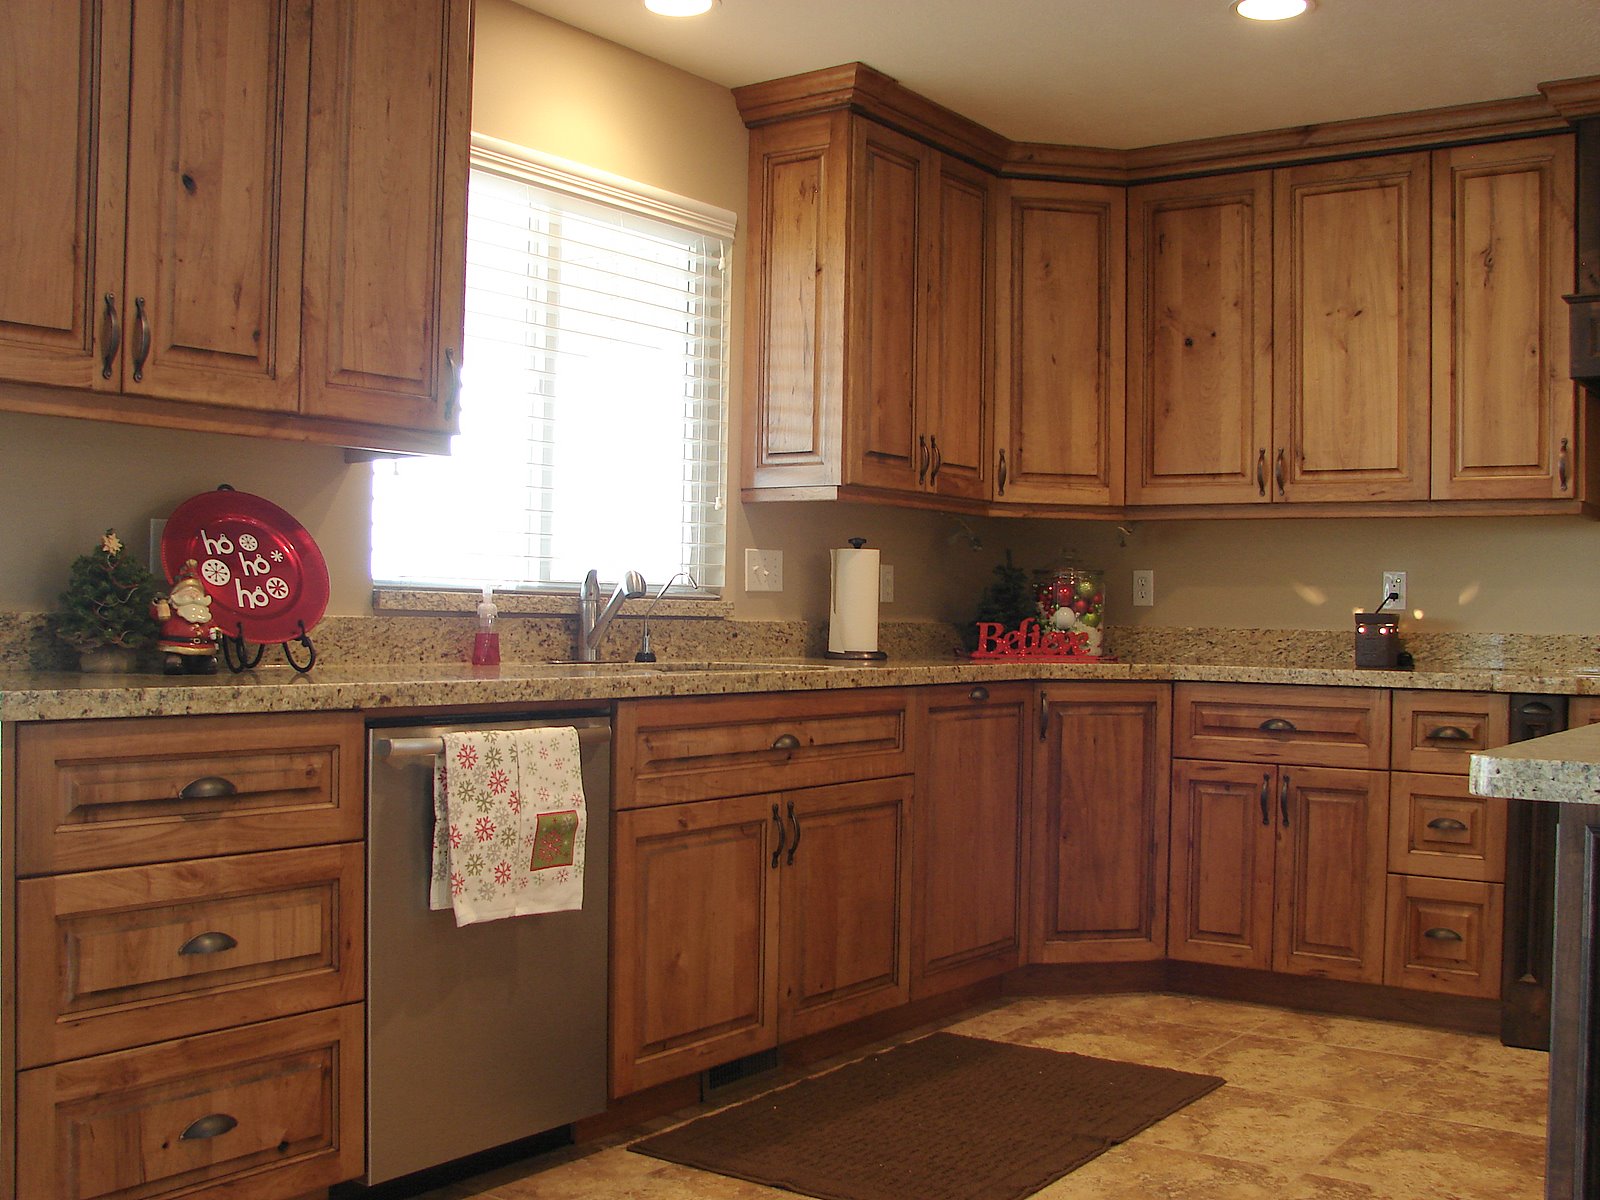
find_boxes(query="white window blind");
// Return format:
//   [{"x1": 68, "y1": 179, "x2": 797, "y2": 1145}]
[{"x1": 371, "y1": 139, "x2": 733, "y2": 593}]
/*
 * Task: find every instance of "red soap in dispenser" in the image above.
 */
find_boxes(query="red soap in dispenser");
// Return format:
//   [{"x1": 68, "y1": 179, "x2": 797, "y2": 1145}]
[{"x1": 471, "y1": 586, "x2": 500, "y2": 666}]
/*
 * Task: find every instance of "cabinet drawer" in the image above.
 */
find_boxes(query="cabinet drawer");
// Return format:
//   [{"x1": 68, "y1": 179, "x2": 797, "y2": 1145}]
[
  {"x1": 17, "y1": 712, "x2": 364, "y2": 874},
  {"x1": 17, "y1": 843, "x2": 363, "y2": 1068},
  {"x1": 1384, "y1": 875, "x2": 1504, "y2": 999},
  {"x1": 1388, "y1": 773, "x2": 1506, "y2": 882},
  {"x1": 1390, "y1": 691, "x2": 1508, "y2": 774},
  {"x1": 615, "y1": 690, "x2": 910, "y2": 807},
  {"x1": 1173, "y1": 683, "x2": 1389, "y2": 769},
  {"x1": 18, "y1": 1004, "x2": 363, "y2": 1200}
]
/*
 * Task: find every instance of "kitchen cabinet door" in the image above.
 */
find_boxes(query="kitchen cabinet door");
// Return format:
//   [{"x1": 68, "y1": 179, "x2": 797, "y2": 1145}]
[
  {"x1": 610, "y1": 794, "x2": 782, "y2": 1096},
  {"x1": 1431, "y1": 135, "x2": 1577, "y2": 501},
  {"x1": 1126, "y1": 172, "x2": 1274, "y2": 506},
  {"x1": 1168, "y1": 759, "x2": 1277, "y2": 971},
  {"x1": 0, "y1": 1, "x2": 127, "y2": 391},
  {"x1": 910, "y1": 684, "x2": 1028, "y2": 998},
  {"x1": 1272, "y1": 765, "x2": 1389, "y2": 983},
  {"x1": 300, "y1": 0, "x2": 470, "y2": 434},
  {"x1": 121, "y1": 0, "x2": 309, "y2": 411},
  {"x1": 779, "y1": 776, "x2": 912, "y2": 1039},
  {"x1": 1031, "y1": 683, "x2": 1170, "y2": 962},
  {"x1": 993, "y1": 179, "x2": 1126, "y2": 507},
  {"x1": 1274, "y1": 153, "x2": 1431, "y2": 502}
]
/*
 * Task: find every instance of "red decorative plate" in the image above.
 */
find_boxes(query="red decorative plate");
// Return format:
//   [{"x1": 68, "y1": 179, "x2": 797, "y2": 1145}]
[{"x1": 161, "y1": 487, "x2": 330, "y2": 645}]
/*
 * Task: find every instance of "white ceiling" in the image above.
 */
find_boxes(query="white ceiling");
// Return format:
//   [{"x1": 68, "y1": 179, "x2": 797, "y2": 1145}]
[{"x1": 512, "y1": 0, "x2": 1600, "y2": 148}]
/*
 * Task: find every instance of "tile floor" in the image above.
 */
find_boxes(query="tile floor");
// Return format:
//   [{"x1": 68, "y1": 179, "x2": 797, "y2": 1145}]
[{"x1": 416, "y1": 992, "x2": 1549, "y2": 1200}]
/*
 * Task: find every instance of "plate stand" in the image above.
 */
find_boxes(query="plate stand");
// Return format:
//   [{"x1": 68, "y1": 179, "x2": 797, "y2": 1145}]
[{"x1": 219, "y1": 620, "x2": 318, "y2": 675}]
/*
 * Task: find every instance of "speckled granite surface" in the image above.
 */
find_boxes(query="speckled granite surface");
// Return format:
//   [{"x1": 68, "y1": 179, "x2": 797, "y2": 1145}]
[{"x1": 1471, "y1": 724, "x2": 1600, "y2": 807}]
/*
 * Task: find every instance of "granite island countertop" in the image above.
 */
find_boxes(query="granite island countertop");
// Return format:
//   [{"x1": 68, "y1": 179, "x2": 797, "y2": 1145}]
[
  {"x1": 1471, "y1": 722, "x2": 1600, "y2": 807},
  {"x1": 7, "y1": 656, "x2": 1600, "y2": 722}
]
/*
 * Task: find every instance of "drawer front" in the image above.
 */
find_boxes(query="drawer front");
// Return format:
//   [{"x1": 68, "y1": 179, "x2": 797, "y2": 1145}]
[
  {"x1": 1387, "y1": 773, "x2": 1506, "y2": 882},
  {"x1": 18, "y1": 844, "x2": 363, "y2": 1068},
  {"x1": 1389, "y1": 691, "x2": 1509, "y2": 774},
  {"x1": 1384, "y1": 875, "x2": 1504, "y2": 999},
  {"x1": 18, "y1": 1004, "x2": 363, "y2": 1200},
  {"x1": 1173, "y1": 683, "x2": 1389, "y2": 769},
  {"x1": 17, "y1": 712, "x2": 364, "y2": 874},
  {"x1": 615, "y1": 689, "x2": 911, "y2": 807}
]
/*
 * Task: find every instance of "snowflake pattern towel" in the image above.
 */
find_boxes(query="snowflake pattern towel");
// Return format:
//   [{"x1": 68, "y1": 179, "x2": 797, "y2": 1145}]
[{"x1": 430, "y1": 727, "x2": 586, "y2": 926}]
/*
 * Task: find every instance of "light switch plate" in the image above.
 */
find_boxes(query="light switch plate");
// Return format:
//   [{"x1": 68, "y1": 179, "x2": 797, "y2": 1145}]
[{"x1": 744, "y1": 548, "x2": 783, "y2": 592}]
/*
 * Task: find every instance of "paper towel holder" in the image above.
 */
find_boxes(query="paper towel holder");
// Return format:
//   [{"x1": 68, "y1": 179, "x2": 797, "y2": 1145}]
[{"x1": 825, "y1": 537, "x2": 888, "y2": 661}]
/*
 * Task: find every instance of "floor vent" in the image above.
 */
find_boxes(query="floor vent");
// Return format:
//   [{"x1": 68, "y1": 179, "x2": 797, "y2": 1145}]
[{"x1": 702, "y1": 1048, "x2": 780, "y2": 1097}]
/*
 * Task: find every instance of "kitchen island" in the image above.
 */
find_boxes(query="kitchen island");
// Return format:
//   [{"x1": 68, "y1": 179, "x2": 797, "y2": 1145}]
[{"x1": 1473, "y1": 726, "x2": 1600, "y2": 1199}]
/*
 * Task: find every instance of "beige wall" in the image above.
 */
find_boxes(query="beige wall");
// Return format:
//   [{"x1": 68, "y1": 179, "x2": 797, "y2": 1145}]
[{"x1": 2, "y1": 1, "x2": 1598, "y2": 640}]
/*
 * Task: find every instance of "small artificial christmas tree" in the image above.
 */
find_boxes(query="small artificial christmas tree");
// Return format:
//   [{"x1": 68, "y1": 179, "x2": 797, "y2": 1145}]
[
  {"x1": 50, "y1": 530, "x2": 161, "y2": 664},
  {"x1": 964, "y1": 550, "x2": 1039, "y2": 651}
]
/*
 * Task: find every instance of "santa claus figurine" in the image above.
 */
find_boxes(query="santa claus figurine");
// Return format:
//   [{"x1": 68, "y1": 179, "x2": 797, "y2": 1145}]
[{"x1": 152, "y1": 559, "x2": 220, "y2": 674}]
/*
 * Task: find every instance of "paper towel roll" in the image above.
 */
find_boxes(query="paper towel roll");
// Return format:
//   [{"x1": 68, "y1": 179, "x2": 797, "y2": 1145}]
[{"x1": 828, "y1": 544, "x2": 882, "y2": 657}]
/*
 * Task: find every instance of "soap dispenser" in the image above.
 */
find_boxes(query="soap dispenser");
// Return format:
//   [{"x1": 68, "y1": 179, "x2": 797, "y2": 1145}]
[{"x1": 471, "y1": 586, "x2": 500, "y2": 666}]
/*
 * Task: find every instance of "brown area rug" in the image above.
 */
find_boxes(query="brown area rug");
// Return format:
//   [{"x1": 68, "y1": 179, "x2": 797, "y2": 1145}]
[{"x1": 630, "y1": 1032, "x2": 1224, "y2": 1200}]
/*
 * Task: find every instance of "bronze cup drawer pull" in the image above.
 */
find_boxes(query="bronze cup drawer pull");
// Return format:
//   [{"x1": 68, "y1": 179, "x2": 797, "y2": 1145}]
[
  {"x1": 770, "y1": 733, "x2": 801, "y2": 752},
  {"x1": 180, "y1": 1113, "x2": 238, "y2": 1142},
  {"x1": 179, "y1": 931, "x2": 238, "y2": 956},
  {"x1": 1258, "y1": 717, "x2": 1298, "y2": 733},
  {"x1": 1426, "y1": 817, "x2": 1470, "y2": 833},
  {"x1": 1425, "y1": 725, "x2": 1473, "y2": 742},
  {"x1": 1423, "y1": 927, "x2": 1464, "y2": 942},
  {"x1": 968, "y1": 686, "x2": 989, "y2": 703},
  {"x1": 179, "y1": 775, "x2": 239, "y2": 801}
]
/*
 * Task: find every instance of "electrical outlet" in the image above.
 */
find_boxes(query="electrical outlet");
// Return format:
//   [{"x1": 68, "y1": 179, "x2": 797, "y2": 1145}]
[
  {"x1": 1133, "y1": 569, "x2": 1154, "y2": 607},
  {"x1": 1382, "y1": 570, "x2": 1406, "y2": 611},
  {"x1": 744, "y1": 548, "x2": 783, "y2": 592},
  {"x1": 879, "y1": 564, "x2": 894, "y2": 603}
]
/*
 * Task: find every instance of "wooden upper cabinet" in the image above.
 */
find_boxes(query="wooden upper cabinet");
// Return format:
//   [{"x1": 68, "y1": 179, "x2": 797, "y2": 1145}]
[
  {"x1": 300, "y1": 0, "x2": 471, "y2": 434},
  {"x1": 994, "y1": 179, "x2": 1126, "y2": 507},
  {"x1": 1273, "y1": 153, "x2": 1432, "y2": 502},
  {"x1": 1126, "y1": 172, "x2": 1274, "y2": 506},
  {"x1": 1431, "y1": 135, "x2": 1577, "y2": 501}
]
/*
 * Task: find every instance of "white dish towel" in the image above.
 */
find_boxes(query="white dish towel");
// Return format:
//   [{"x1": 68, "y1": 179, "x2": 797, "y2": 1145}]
[{"x1": 429, "y1": 727, "x2": 587, "y2": 927}]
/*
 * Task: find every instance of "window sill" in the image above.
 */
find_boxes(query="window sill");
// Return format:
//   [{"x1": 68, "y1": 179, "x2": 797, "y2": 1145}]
[{"x1": 371, "y1": 587, "x2": 732, "y2": 621}]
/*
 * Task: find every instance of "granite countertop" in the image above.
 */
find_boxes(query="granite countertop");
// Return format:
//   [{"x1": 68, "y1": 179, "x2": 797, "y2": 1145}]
[
  {"x1": 5, "y1": 656, "x2": 1600, "y2": 722},
  {"x1": 1471, "y1": 723, "x2": 1600, "y2": 807}
]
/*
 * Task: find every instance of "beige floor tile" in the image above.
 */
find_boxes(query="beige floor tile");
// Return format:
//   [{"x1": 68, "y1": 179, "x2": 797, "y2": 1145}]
[
  {"x1": 1029, "y1": 990, "x2": 1280, "y2": 1034},
  {"x1": 1278, "y1": 1171, "x2": 1427, "y2": 1199},
  {"x1": 1135, "y1": 1083, "x2": 1384, "y2": 1170},
  {"x1": 1313, "y1": 1111, "x2": 1546, "y2": 1200},
  {"x1": 1032, "y1": 1139, "x2": 1300, "y2": 1199},
  {"x1": 1004, "y1": 1009, "x2": 1248, "y2": 1070},
  {"x1": 1247, "y1": 1007, "x2": 1530, "y2": 1066},
  {"x1": 1390, "y1": 1057, "x2": 1550, "y2": 1137},
  {"x1": 1190, "y1": 1032, "x2": 1437, "y2": 1109}
]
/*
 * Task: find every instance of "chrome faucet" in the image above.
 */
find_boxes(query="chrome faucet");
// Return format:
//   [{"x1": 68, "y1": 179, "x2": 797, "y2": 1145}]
[{"x1": 576, "y1": 569, "x2": 646, "y2": 662}]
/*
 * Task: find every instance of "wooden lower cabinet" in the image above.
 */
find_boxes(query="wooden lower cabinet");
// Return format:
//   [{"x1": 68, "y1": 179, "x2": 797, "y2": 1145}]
[
  {"x1": 1031, "y1": 683, "x2": 1170, "y2": 962},
  {"x1": 910, "y1": 684, "x2": 1029, "y2": 999},
  {"x1": 1384, "y1": 875, "x2": 1504, "y2": 998},
  {"x1": 610, "y1": 776, "x2": 912, "y2": 1096},
  {"x1": 1170, "y1": 760, "x2": 1388, "y2": 983}
]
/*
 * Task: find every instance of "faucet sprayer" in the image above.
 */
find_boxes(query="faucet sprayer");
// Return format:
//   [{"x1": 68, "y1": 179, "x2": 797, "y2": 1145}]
[{"x1": 634, "y1": 573, "x2": 699, "y2": 662}]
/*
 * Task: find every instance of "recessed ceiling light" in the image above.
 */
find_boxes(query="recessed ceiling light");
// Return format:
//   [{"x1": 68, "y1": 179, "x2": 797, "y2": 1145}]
[
  {"x1": 1233, "y1": 0, "x2": 1313, "y2": 19},
  {"x1": 644, "y1": 0, "x2": 716, "y2": 15}
]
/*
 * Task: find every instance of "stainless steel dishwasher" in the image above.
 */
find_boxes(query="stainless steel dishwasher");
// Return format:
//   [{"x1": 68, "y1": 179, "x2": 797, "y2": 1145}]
[{"x1": 364, "y1": 713, "x2": 611, "y2": 1186}]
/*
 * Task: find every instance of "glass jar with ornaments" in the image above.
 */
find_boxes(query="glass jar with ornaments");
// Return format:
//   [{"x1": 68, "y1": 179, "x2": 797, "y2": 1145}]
[{"x1": 1035, "y1": 564, "x2": 1105, "y2": 657}]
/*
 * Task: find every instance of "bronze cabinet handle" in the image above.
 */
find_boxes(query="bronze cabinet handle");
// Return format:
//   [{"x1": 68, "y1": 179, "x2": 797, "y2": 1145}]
[
  {"x1": 929, "y1": 434, "x2": 942, "y2": 483},
  {"x1": 1256, "y1": 448, "x2": 1267, "y2": 497},
  {"x1": 178, "y1": 931, "x2": 238, "y2": 956},
  {"x1": 1279, "y1": 772, "x2": 1291, "y2": 826},
  {"x1": 100, "y1": 294, "x2": 121, "y2": 379},
  {"x1": 1423, "y1": 927, "x2": 1464, "y2": 942},
  {"x1": 1425, "y1": 725, "x2": 1473, "y2": 742},
  {"x1": 1039, "y1": 691, "x2": 1049, "y2": 741},
  {"x1": 997, "y1": 449, "x2": 1008, "y2": 496},
  {"x1": 918, "y1": 434, "x2": 929, "y2": 484},
  {"x1": 180, "y1": 1113, "x2": 238, "y2": 1141},
  {"x1": 179, "y1": 775, "x2": 238, "y2": 801},
  {"x1": 1559, "y1": 437, "x2": 1570, "y2": 491},
  {"x1": 132, "y1": 296, "x2": 151, "y2": 382},
  {"x1": 1258, "y1": 717, "x2": 1298, "y2": 733},
  {"x1": 770, "y1": 803, "x2": 786, "y2": 869},
  {"x1": 969, "y1": 685, "x2": 989, "y2": 703},
  {"x1": 444, "y1": 348, "x2": 461, "y2": 422},
  {"x1": 786, "y1": 799, "x2": 801, "y2": 866},
  {"x1": 1274, "y1": 447, "x2": 1286, "y2": 496},
  {"x1": 771, "y1": 733, "x2": 800, "y2": 752},
  {"x1": 1426, "y1": 817, "x2": 1469, "y2": 833},
  {"x1": 1259, "y1": 773, "x2": 1271, "y2": 826}
]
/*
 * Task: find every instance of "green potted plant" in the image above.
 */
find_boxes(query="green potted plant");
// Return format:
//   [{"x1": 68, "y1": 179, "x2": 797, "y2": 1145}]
[{"x1": 49, "y1": 530, "x2": 161, "y2": 672}]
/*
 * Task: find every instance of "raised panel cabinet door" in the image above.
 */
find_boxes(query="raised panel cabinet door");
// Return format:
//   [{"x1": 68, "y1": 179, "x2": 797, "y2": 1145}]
[
  {"x1": 910, "y1": 685, "x2": 1028, "y2": 998},
  {"x1": 845, "y1": 120, "x2": 929, "y2": 494},
  {"x1": 121, "y1": 0, "x2": 309, "y2": 411},
  {"x1": 1168, "y1": 760, "x2": 1278, "y2": 970},
  {"x1": 610, "y1": 795, "x2": 781, "y2": 1096},
  {"x1": 0, "y1": 1, "x2": 128, "y2": 390},
  {"x1": 1031, "y1": 683, "x2": 1171, "y2": 962},
  {"x1": 779, "y1": 776, "x2": 913, "y2": 1040},
  {"x1": 1126, "y1": 172, "x2": 1274, "y2": 506},
  {"x1": 1272, "y1": 765, "x2": 1389, "y2": 983},
  {"x1": 301, "y1": 0, "x2": 471, "y2": 432},
  {"x1": 994, "y1": 179, "x2": 1126, "y2": 507},
  {"x1": 742, "y1": 113, "x2": 850, "y2": 491},
  {"x1": 1431, "y1": 135, "x2": 1577, "y2": 500},
  {"x1": 1274, "y1": 153, "x2": 1431, "y2": 502},
  {"x1": 924, "y1": 154, "x2": 993, "y2": 501}
]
